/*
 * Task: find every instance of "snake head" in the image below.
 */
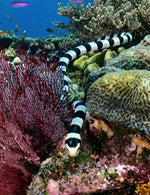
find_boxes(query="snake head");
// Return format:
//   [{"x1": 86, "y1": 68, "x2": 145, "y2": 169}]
[{"x1": 65, "y1": 133, "x2": 81, "y2": 157}]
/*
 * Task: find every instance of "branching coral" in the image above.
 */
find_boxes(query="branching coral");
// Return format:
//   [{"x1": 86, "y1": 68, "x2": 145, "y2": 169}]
[
  {"x1": 135, "y1": 182, "x2": 150, "y2": 195},
  {"x1": 53, "y1": 0, "x2": 150, "y2": 41}
]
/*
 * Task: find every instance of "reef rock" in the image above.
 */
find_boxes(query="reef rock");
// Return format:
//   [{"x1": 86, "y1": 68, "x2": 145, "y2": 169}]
[
  {"x1": 86, "y1": 70, "x2": 150, "y2": 135},
  {"x1": 105, "y1": 34, "x2": 150, "y2": 71},
  {"x1": 27, "y1": 132, "x2": 150, "y2": 195},
  {"x1": 86, "y1": 34, "x2": 150, "y2": 93}
]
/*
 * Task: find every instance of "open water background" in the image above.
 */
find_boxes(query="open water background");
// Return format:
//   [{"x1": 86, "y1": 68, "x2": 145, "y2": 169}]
[{"x1": 0, "y1": 0, "x2": 92, "y2": 38}]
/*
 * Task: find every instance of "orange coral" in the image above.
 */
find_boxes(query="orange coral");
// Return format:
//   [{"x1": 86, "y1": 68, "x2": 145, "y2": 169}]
[
  {"x1": 135, "y1": 182, "x2": 150, "y2": 195},
  {"x1": 88, "y1": 118, "x2": 114, "y2": 138},
  {"x1": 131, "y1": 135, "x2": 150, "y2": 155}
]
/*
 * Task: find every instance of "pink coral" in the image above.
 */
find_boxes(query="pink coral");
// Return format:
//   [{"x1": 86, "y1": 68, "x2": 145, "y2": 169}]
[
  {"x1": 28, "y1": 126, "x2": 150, "y2": 195},
  {"x1": 47, "y1": 179, "x2": 60, "y2": 195},
  {"x1": 0, "y1": 120, "x2": 40, "y2": 194}
]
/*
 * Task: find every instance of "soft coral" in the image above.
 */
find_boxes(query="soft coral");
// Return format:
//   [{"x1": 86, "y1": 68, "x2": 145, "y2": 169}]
[
  {"x1": 0, "y1": 48, "x2": 71, "y2": 146},
  {"x1": 0, "y1": 48, "x2": 72, "y2": 194}
]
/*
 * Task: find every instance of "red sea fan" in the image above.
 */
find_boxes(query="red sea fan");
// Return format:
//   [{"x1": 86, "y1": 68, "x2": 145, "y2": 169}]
[
  {"x1": 0, "y1": 48, "x2": 72, "y2": 194},
  {"x1": 0, "y1": 165, "x2": 30, "y2": 195},
  {"x1": 0, "y1": 49, "x2": 72, "y2": 146},
  {"x1": 0, "y1": 120, "x2": 40, "y2": 195}
]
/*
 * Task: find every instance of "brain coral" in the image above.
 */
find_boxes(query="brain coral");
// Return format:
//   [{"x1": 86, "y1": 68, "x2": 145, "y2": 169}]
[{"x1": 86, "y1": 70, "x2": 150, "y2": 135}]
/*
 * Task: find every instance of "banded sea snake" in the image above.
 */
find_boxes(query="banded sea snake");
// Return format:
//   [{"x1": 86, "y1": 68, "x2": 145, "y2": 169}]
[{"x1": 57, "y1": 32, "x2": 133, "y2": 157}]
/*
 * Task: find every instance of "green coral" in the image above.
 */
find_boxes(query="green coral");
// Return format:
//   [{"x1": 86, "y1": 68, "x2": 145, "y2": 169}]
[
  {"x1": 68, "y1": 48, "x2": 120, "y2": 101},
  {"x1": 84, "y1": 63, "x2": 99, "y2": 75},
  {"x1": 3, "y1": 46, "x2": 16, "y2": 60},
  {"x1": 73, "y1": 55, "x2": 89, "y2": 70}
]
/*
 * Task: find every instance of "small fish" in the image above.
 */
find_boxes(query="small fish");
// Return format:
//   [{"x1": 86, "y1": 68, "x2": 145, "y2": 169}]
[
  {"x1": 71, "y1": 0, "x2": 83, "y2": 3},
  {"x1": 127, "y1": 18, "x2": 141, "y2": 30},
  {"x1": 11, "y1": 1, "x2": 29, "y2": 7},
  {"x1": 6, "y1": 14, "x2": 12, "y2": 22},
  {"x1": 0, "y1": 31, "x2": 7, "y2": 35},
  {"x1": 15, "y1": 23, "x2": 19, "y2": 27},
  {"x1": 56, "y1": 26, "x2": 61, "y2": 32},
  {"x1": 14, "y1": 28, "x2": 21, "y2": 33},
  {"x1": 46, "y1": 28, "x2": 54, "y2": 33}
]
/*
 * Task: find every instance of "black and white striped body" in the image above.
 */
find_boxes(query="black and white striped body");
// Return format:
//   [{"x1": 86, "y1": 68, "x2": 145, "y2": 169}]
[
  {"x1": 65, "y1": 101, "x2": 86, "y2": 157},
  {"x1": 58, "y1": 32, "x2": 133, "y2": 157}
]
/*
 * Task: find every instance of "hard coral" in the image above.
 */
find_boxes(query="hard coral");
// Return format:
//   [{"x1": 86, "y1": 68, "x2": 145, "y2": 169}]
[
  {"x1": 86, "y1": 70, "x2": 150, "y2": 135},
  {"x1": 135, "y1": 182, "x2": 150, "y2": 195},
  {"x1": 54, "y1": 0, "x2": 150, "y2": 42},
  {"x1": 105, "y1": 34, "x2": 150, "y2": 71}
]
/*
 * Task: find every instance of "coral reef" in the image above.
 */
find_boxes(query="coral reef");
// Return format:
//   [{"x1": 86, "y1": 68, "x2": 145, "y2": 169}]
[
  {"x1": 86, "y1": 70, "x2": 150, "y2": 135},
  {"x1": 10, "y1": 31, "x2": 81, "y2": 53},
  {"x1": 68, "y1": 34, "x2": 150, "y2": 102},
  {"x1": 53, "y1": 0, "x2": 150, "y2": 41},
  {"x1": 27, "y1": 126, "x2": 150, "y2": 194},
  {"x1": 85, "y1": 34, "x2": 150, "y2": 92},
  {"x1": 68, "y1": 49, "x2": 117, "y2": 101},
  {"x1": 68, "y1": 33, "x2": 150, "y2": 102},
  {"x1": 0, "y1": 12, "x2": 149, "y2": 194},
  {"x1": 0, "y1": 48, "x2": 72, "y2": 194}
]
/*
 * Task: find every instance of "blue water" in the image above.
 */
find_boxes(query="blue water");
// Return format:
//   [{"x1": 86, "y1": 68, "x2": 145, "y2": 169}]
[{"x1": 0, "y1": 0, "x2": 92, "y2": 38}]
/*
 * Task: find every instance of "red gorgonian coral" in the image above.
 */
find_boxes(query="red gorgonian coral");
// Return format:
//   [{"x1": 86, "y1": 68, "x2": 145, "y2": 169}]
[{"x1": 0, "y1": 48, "x2": 72, "y2": 194}]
